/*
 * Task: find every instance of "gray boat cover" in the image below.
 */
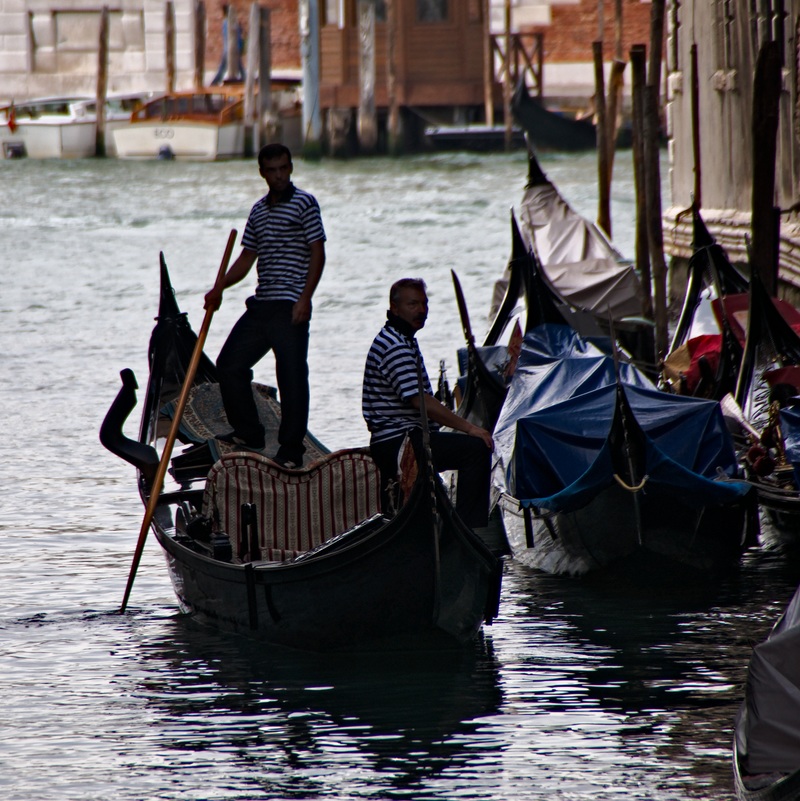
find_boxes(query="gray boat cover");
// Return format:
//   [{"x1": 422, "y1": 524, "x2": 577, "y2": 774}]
[
  {"x1": 517, "y1": 182, "x2": 645, "y2": 321},
  {"x1": 736, "y1": 583, "x2": 800, "y2": 775}
]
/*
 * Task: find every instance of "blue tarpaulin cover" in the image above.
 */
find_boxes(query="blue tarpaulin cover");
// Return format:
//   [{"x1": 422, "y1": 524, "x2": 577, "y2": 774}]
[{"x1": 494, "y1": 325, "x2": 750, "y2": 512}]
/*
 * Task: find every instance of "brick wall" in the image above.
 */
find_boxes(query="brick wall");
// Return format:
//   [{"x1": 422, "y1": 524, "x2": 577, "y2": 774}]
[
  {"x1": 206, "y1": 0, "x2": 300, "y2": 73},
  {"x1": 522, "y1": 0, "x2": 654, "y2": 64}
]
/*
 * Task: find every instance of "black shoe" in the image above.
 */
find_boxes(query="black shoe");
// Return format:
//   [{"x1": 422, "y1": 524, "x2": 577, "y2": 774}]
[{"x1": 216, "y1": 431, "x2": 266, "y2": 451}]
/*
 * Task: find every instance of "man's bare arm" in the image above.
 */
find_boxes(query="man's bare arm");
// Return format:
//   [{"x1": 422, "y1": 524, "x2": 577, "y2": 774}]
[
  {"x1": 409, "y1": 393, "x2": 494, "y2": 450},
  {"x1": 292, "y1": 240, "x2": 326, "y2": 324},
  {"x1": 204, "y1": 248, "x2": 258, "y2": 310}
]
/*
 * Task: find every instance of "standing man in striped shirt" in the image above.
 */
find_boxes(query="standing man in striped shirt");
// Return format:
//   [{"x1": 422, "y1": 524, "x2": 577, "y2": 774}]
[
  {"x1": 362, "y1": 278, "x2": 494, "y2": 527},
  {"x1": 204, "y1": 143, "x2": 326, "y2": 468}
]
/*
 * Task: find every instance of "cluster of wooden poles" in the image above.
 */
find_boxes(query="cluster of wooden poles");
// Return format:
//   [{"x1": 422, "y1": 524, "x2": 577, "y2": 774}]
[
  {"x1": 593, "y1": 0, "x2": 783, "y2": 363},
  {"x1": 92, "y1": 1, "x2": 276, "y2": 159}
]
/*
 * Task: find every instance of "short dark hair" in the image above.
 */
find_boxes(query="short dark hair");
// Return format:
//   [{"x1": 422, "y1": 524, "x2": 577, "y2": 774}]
[
  {"x1": 390, "y1": 278, "x2": 427, "y2": 305},
  {"x1": 258, "y1": 143, "x2": 292, "y2": 168}
]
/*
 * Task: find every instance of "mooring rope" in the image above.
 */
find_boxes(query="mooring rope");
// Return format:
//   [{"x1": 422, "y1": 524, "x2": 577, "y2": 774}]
[{"x1": 613, "y1": 473, "x2": 649, "y2": 492}]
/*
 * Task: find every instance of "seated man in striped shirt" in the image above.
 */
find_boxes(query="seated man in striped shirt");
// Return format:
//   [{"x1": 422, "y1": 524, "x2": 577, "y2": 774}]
[
  {"x1": 362, "y1": 278, "x2": 494, "y2": 527},
  {"x1": 204, "y1": 143, "x2": 326, "y2": 468}
]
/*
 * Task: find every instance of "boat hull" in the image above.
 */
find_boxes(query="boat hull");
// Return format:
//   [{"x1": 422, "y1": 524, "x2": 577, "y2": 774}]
[
  {"x1": 0, "y1": 120, "x2": 97, "y2": 158},
  {"x1": 113, "y1": 121, "x2": 245, "y2": 161},
  {"x1": 734, "y1": 739, "x2": 800, "y2": 801},
  {"x1": 498, "y1": 480, "x2": 755, "y2": 578},
  {"x1": 152, "y1": 481, "x2": 500, "y2": 651}
]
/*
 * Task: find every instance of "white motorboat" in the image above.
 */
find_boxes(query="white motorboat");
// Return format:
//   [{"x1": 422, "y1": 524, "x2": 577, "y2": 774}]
[
  {"x1": 112, "y1": 87, "x2": 248, "y2": 161},
  {"x1": 0, "y1": 94, "x2": 151, "y2": 159},
  {"x1": 112, "y1": 79, "x2": 302, "y2": 161}
]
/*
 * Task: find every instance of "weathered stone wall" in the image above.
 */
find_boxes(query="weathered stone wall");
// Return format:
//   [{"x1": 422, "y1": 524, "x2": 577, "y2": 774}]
[{"x1": 0, "y1": 0, "x2": 301, "y2": 103}]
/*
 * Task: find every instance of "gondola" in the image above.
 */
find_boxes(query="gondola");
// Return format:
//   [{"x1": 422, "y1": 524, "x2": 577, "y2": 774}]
[
  {"x1": 100, "y1": 256, "x2": 502, "y2": 651},
  {"x1": 511, "y1": 79, "x2": 598, "y2": 152},
  {"x1": 658, "y1": 207, "x2": 800, "y2": 542},
  {"x1": 662, "y1": 204, "x2": 748, "y2": 400},
  {"x1": 729, "y1": 267, "x2": 800, "y2": 541},
  {"x1": 488, "y1": 244, "x2": 758, "y2": 578},
  {"x1": 499, "y1": 144, "x2": 656, "y2": 374},
  {"x1": 733, "y1": 583, "x2": 800, "y2": 801}
]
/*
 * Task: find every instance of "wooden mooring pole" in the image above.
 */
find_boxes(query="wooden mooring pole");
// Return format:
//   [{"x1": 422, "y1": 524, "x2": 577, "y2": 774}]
[
  {"x1": 593, "y1": 41, "x2": 611, "y2": 238},
  {"x1": 630, "y1": 44, "x2": 652, "y2": 319},
  {"x1": 644, "y1": 0, "x2": 667, "y2": 359},
  {"x1": 357, "y1": 0, "x2": 377, "y2": 154},
  {"x1": 95, "y1": 6, "x2": 109, "y2": 157},
  {"x1": 165, "y1": 1, "x2": 176, "y2": 93},
  {"x1": 387, "y1": 0, "x2": 401, "y2": 155},
  {"x1": 751, "y1": 40, "x2": 782, "y2": 296},
  {"x1": 194, "y1": 0, "x2": 206, "y2": 89}
]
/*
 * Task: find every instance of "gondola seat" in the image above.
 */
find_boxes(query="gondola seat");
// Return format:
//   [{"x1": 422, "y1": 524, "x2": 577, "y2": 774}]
[{"x1": 202, "y1": 448, "x2": 381, "y2": 562}]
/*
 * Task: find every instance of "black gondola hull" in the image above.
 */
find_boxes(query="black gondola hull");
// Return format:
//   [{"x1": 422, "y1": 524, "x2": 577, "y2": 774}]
[{"x1": 104, "y1": 258, "x2": 502, "y2": 651}]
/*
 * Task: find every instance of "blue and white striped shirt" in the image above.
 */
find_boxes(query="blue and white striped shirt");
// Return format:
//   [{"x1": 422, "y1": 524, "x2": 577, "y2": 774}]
[
  {"x1": 362, "y1": 323, "x2": 440, "y2": 443},
  {"x1": 241, "y1": 184, "x2": 326, "y2": 302}
]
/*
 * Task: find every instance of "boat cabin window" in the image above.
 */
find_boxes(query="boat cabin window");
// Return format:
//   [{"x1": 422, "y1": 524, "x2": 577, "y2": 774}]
[{"x1": 417, "y1": 0, "x2": 447, "y2": 22}]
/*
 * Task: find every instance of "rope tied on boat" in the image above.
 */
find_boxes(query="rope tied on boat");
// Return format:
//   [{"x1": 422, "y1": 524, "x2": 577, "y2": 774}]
[{"x1": 613, "y1": 473, "x2": 649, "y2": 492}]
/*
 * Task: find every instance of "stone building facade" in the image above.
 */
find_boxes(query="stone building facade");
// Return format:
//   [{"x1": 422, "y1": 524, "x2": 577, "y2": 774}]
[
  {"x1": 0, "y1": 0, "x2": 301, "y2": 103},
  {"x1": 1, "y1": 0, "x2": 654, "y2": 105}
]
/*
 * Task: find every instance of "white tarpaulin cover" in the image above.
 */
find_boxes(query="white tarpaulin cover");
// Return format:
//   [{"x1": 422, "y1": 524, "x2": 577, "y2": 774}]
[
  {"x1": 736, "y1": 583, "x2": 800, "y2": 775},
  {"x1": 517, "y1": 182, "x2": 645, "y2": 321}
]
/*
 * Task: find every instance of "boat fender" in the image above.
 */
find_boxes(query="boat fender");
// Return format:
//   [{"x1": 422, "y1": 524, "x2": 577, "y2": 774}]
[
  {"x1": 99, "y1": 368, "x2": 160, "y2": 485},
  {"x1": 523, "y1": 505, "x2": 535, "y2": 549}
]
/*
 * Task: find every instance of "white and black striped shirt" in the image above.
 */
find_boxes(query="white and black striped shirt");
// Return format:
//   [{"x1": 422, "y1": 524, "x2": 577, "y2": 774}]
[
  {"x1": 241, "y1": 184, "x2": 326, "y2": 302},
  {"x1": 362, "y1": 323, "x2": 440, "y2": 443}
]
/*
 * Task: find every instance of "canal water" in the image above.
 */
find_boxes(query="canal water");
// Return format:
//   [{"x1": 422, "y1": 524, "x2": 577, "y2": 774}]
[{"x1": 2, "y1": 151, "x2": 799, "y2": 801}]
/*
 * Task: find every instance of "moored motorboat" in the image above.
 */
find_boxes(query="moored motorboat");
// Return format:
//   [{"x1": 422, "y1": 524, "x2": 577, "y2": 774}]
[
  {"x1": 100, "y1": 255, "x2": 502, "y2": 650},
  {"x1": 111, "y1": 87, "x2": 248, "y2": 161},
  {"x1": 0, "y1": 93, "x2": 150, "y2": 158},
  {"x1": 112, "y1": 80, "x2": 301, "y2": 161}
]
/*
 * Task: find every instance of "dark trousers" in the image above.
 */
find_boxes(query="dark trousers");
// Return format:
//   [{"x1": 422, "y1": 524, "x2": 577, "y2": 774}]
[
  {"x1": 370, "y1": 429, "x2": 491, "y2": 528},
  {"x1": 216, "y1": 298, "x2": 309, "y2": 461}
]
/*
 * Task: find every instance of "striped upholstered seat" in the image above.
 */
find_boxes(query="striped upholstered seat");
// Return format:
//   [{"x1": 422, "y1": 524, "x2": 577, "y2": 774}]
[{"x1": 202, "y1": 448, "x2": 381, "y2": 562}]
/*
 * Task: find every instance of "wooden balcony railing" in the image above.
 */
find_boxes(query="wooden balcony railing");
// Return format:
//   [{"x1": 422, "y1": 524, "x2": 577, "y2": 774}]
[{"x1": 490, "y1": 32, "x2": 544, "y2": 97}]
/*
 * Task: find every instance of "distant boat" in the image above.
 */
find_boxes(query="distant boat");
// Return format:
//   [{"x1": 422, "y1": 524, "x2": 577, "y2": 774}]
[
  {"x1": 0, "y1": 94, "x2": 150, "y2": 159},
  {"x1": 424, "y1": 123, "x2": 526, "y2": 152},
  {"x1": 511, "y1": 80, "x2": 633, "y2": 152},
  {"x1": 112, "y1": 87, "x2": 248, "y2": 161},
  {"x1": 112, "y1": 80, "x2": 302, "y2": 161}
]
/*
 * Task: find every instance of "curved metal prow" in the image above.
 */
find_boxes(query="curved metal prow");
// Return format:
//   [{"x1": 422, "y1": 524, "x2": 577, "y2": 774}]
[{"x1": 100, "y1": 368, "x2": 159, "y2": 486}]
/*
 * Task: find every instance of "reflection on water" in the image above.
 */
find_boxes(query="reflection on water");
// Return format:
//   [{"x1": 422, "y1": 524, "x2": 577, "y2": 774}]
[
  {"x1": 133, "y1": 621, "x2": 504, "y2": 798},
  {"x1": 2, "y1": 154, "x2": 799, "y2": 800}
]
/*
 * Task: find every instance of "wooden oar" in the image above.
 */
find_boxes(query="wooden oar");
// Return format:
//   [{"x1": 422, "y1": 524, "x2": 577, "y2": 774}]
[{"x1": 119, "y1": 229, "x2": 237, "y2": 614}]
